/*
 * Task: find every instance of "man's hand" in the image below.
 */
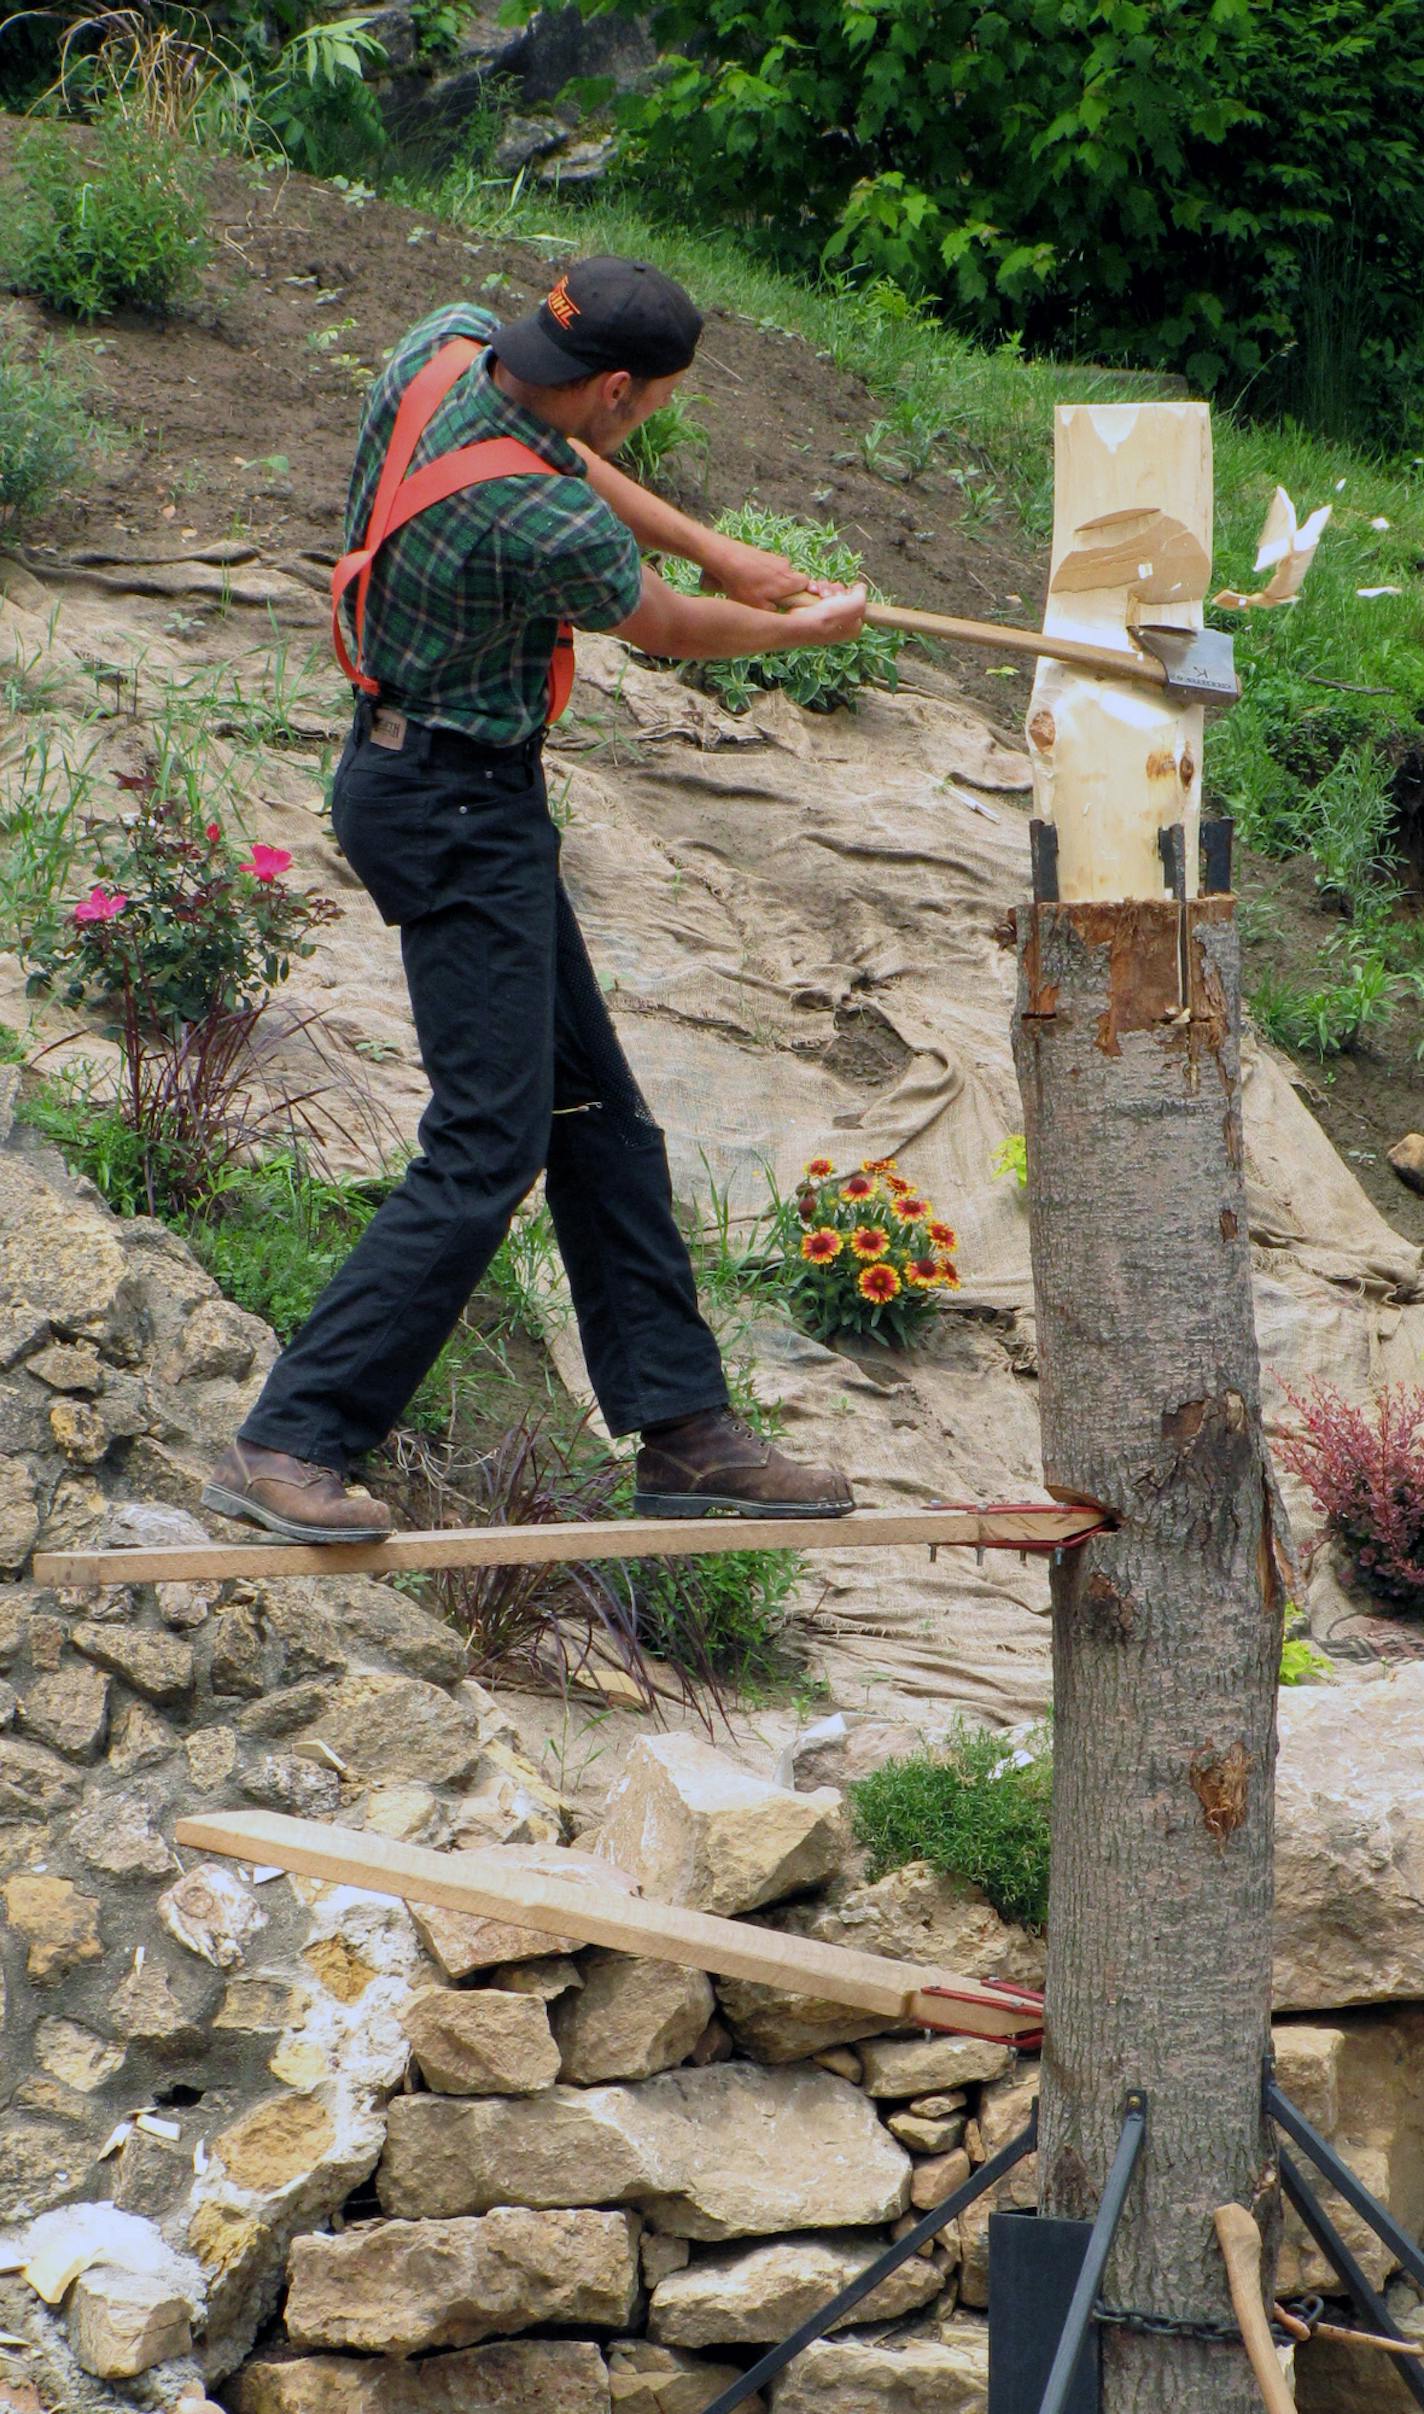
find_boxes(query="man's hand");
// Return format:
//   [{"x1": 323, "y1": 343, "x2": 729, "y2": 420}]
[
  {"x1": 699, "y1": 534, "x2": 846, "y2": 612},
  {"x1": 777, "y1": 582, "x2": 869, "y2": 645}
]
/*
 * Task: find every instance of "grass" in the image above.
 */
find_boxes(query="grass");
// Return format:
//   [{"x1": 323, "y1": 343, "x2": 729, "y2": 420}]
[{"x1": 0, "y1": 320, "x2": 109, "y2": 527}]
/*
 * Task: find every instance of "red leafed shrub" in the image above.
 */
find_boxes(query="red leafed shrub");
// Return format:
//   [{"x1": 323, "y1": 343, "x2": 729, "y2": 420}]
[{"x1": 1278, "y1": 1381, "x2": 1424, "y2": 1611}]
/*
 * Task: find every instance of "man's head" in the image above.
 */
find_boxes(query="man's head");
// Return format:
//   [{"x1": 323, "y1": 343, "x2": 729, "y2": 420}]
[{"x1": 488, "y1": 257, "x2": 702, "y2": 454}]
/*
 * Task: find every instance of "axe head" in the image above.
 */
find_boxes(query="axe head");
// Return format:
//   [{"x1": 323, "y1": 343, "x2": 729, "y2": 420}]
[{"x1": 1135, "y1": 624, "x2": 1240, "y2": 703}]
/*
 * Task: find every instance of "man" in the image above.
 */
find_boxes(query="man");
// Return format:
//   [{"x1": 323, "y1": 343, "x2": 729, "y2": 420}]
[{"x1": 205, "y1": 256, "x2": 864, "y2": 1543}]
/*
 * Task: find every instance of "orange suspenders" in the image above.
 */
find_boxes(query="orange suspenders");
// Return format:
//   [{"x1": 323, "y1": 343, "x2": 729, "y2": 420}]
[{"x1": 330, "y1": 335, "x2": 577, "y2": 726}]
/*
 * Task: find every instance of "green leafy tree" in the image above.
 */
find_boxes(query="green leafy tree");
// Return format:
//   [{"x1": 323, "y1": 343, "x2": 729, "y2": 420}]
[{"x1": 568, "y1": 0, "x2": 1424, "y2": 442}]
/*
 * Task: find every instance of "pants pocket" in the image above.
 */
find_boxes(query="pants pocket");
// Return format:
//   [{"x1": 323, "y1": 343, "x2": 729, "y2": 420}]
[{"x1": 331, "y1": 751, "x2": 437, "y2": 927}]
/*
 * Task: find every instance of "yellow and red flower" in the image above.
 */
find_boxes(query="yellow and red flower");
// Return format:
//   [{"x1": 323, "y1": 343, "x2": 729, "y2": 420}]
[
  {"x1": 906, "y1": 1256, "x2": 940, "y2": 1288},
  {"x1": 858, "y1": 1262, "x2": 901, "y2": 1303},
  {"x1": 892, "y1": 1195, "x2": 930, "y2": 1223},
  {"x1": 928, "y1": 1220, "x2": 957, "y2": 1250},
  {"x1": 851, "y1": 1224, "x2": 890, "y2": 1260},
  {"x1": 884, "y1": 1173, "x2": 913, "y2": 1197},
  {"x1": 801, "y1": 1227, "x2": 844, "y2": 1265},
  {"x1": 840, "y1": 1172, "x2": 876, "y2": 1202},
  {"x1": 803, "y1": 1156, "x2": 835, "y2": 1180},
  {"x1": 935, "y1": 1255, "x2": 962, "y2": 1289},
  {"x1": 861, "y1": 1156, "x2": 898, "y2": 1175}
]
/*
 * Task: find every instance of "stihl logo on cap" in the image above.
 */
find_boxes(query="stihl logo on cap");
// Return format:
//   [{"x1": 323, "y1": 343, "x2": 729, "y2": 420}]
[{"x1": 546, "y1": 276, "x2": 581, "y2": 328}]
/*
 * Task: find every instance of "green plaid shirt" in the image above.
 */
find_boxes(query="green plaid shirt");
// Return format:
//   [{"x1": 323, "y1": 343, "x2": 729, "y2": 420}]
[{"x1": 343, "y1": 305, "x2": 643, "y2": 743}]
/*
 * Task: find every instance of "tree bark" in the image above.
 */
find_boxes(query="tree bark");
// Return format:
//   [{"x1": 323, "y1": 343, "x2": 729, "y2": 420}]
[{"x1": 1013, "y1": 896, "x2": 1284, "y2": 2414}]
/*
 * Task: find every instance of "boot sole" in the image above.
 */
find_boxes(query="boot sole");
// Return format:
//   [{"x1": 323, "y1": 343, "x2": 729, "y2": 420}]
[
  {"x1": 632, "y1": 1490, "x2": 854, "y2": 1521},
  {"x1": 200, "y1": 1483, "x2": 393, "y2": 1547}
]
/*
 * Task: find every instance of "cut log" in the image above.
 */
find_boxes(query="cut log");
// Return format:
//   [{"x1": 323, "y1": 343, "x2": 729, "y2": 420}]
[
  {"x1": 171, "y1": 1810, "x2": 1045, "y2": 2042},
  {"x1": 1027, "y1": 401, "x2": 1213, "y2": 904}
]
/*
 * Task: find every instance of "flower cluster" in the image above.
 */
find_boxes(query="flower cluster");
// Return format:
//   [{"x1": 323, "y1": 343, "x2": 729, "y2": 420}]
[
  {"x1": 781, "y1": 1154, "x2": 961, "y2": 1347},
  {"x1": 28, "y1": 777, "x2": 338, "y2": 1031}
]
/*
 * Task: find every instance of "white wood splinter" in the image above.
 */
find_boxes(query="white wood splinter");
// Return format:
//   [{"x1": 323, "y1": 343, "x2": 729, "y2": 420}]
[
  {"x1": 1028, "y1": 401, "x2": 1213, "y2": 905},
  {"x1": 172, "y1": 1809, "x2": 1046, "y2": 2042},
  {"x1": 33, "y1": 1501, "x2": 1104, "y2": 1588}
]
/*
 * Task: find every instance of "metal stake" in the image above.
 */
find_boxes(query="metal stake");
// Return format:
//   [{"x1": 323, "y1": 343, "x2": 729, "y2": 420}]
[
  {"x1": 1035, "y1": 2093, "x2": 1148, "y2": 2414},
  {"x1": 1279, "y1": 2150, "x2": 1424, "y2": 2413},
  {"x1": 1269, "y1": 2081, "x2": 1424, "y2": 2296}
]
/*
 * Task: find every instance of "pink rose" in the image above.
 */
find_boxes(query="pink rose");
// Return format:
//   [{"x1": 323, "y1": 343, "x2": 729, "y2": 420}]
[
  {"x1": 239, "y1": 844, "x2": 293, "y2": 885},
  {"x1": 206, "y1": 821, "x2": 221, "y2": 843},
  {"x1": 72, "y1": 886, "x2": 129, "y2": 924}
]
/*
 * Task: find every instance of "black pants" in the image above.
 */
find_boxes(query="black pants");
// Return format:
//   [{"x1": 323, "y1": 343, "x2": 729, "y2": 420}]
[{"x1": 239, "y1": 709, "x2": 728, "y2": 1472}]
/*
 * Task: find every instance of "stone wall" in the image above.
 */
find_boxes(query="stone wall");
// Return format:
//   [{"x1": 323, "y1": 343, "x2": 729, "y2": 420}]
[{"x1": 5, "y1": 1098, "x2": 1424, "y2": 2414}]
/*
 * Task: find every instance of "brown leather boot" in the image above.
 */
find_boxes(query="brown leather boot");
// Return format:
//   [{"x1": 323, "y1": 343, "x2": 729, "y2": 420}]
[
  {"x1": 634, "y1": 1409, "x2": 854, "y2": 1519},
  {"x1": 202, "y1": 1442, "x2": 394, "y2": 1544}
]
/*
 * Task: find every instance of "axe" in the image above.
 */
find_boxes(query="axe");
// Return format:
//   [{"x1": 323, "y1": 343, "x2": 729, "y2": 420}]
[{"x1": 788, "y1": 592, "x2": 1240, "y2": 702}]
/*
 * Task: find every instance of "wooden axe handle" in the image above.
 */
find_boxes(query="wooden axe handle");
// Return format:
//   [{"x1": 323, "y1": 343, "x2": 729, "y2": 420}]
[
  {"x1": 786, "y1": 591, "x2": 1169, "y2": 687},
  {"x1": 1214, "y1": 2205, "x2": 1296, "y2": 2414}
]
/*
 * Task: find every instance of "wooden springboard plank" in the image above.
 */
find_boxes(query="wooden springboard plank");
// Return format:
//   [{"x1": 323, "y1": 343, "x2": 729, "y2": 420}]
[
  {"x1": 36, "y1": 1502, "x2": 1102, "y2": 1588},
  {"x1": 173, "y1": 1808, "x2": 1044, "y2": 2041}
]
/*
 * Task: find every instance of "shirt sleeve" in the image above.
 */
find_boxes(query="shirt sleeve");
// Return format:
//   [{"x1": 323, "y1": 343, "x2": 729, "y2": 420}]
[{"x1": 501, "y1": 487, "x2": 644, "y2": 632}]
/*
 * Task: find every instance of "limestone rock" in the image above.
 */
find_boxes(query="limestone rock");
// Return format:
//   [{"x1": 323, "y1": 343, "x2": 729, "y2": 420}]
[
  {"x1": 240, "y1": 1750, "x2": 341, "y2": 1817},
  {"x1": 598, "y1": 1735, "x2": 843, "y2": 1915},
  {"x1": 555, "y1": 1954, "x2": 715, "y2": 2084},
  {"x1": 4, "y1": 1870, "x2": 103, "y2": 1984},
  {"x1": 1276, "y1": 1669, "x2": 1424, "y2": 2008},
  {"x1": 70, "y1": 1787, "x2": 175, "y2": 1879},
  {"x1": 34, "y1": 2017, "x2": 126, "y2": 2093},
  {"x1": 71, "y1": 1620, "x2": 194, "y2": 1706},
  {"x1": 163, "y1": 1296, "x2": 261, "y2": 1382},
  {"x1": 491, "y1": 1954, "x2": 584, "y2": 2001},
  {"x1": 286, "y1": 2208, "x2": 641, "y2": 2354},
  {"x1": 650, "y1": 2234, "x2": 942, "y2": 2346},
  {"x1": 49, "y1": 1396, "x2": 110, "y2": 1464},
  {"x1": 1388, "y1": 1134, "x2": 1424, "y2": 1194},
  {"x1": 300, "y1": 1671, "x2": 482, "y2": 1788},
  {"x1": 0, "y1": 1457, "x2": 39, "y2": 1571},
  {"x1": 380, "y1": 2063, "x2": 910, "y2": 2239},
  {"x1": 317, "y1": 1576, "x2": 466, "y2": 1687},
  {"x1": 27, "y1": 1339, "x2": 103, "y2": 1391},
  {"x1": 67, "y1": 2262, "x2": 192, "y2": 2377},
  {"x1": 771, "y1": 2329, "x2": 989, "y2": 2413},
  {"x1": 108, "y1": 1955, "x2": 223, "y2": 2051},
  {"x1": 1273, "y1": 2010, "x2": 1424, "y2": 2295},
  {"x1": 783, "y1": 1861, "x2": 1045, "y2": 1996},
  {"x1": 401, "y1": 1987, "x2": 561, "y2": 2095},
  {"x1": 859, "y1": 2036, "x2": 1012, "y2": 2098},
  {"x1": 0, "y1": 1734, "x2": 84, "y2": 1818},
  {"x1": 214, "y1": 2095, "x2": 337, "y2": 2193},
  {"x1": 16, "y1": 1662, "x2": 111, "y2": 1760},
  {"x1": 610, "y1": 2340, "x2": 764, "y2": 2414},
  {"x1": 232, "y1": 2339, "x2": 611, "y2": 2414},
  {"x1": 409, "y1": 1844, "x2": 636, "y2": 1978},
  {"x1": 642, "y1": 2235, "x2": 690, "y2": 2288},
  {"x1": 0, "y1": 1157, "x2": 146, "y2": 1360},
  {"x1": 889, "y1": 2109, "x2": 966, "y2": 2152},
  {"x1": 714, "y1": 1979, "x2": 890, "y2": 2066},
  {"x1": 910, "y1": 2148, "x2": 971, "y2": 2210}
]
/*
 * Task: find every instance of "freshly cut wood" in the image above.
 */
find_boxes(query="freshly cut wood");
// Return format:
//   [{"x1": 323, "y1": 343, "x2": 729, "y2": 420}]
[
  {"x1": 171, "y1": 1811, "x2": 1045, "y2": 2041},
  {"x1": 1027, "y1": 400, "x2": 1213, "y2": 905},
  {"x1": 33, "y1": 1502, "x2": 1103, "y2": 1589},
  {"x1": 1213, "y1": 2207, "x2": 1295, "y2": 2414}
]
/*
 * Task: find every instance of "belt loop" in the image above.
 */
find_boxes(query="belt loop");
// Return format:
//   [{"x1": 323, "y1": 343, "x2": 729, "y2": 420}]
[{"x1": 353, "y1": 695, "x2": 373, "y2": 744}]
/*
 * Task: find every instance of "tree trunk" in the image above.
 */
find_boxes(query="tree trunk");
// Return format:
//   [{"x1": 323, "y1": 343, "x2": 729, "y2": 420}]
[{"x1": 1013, "y1": 896, "x2": 1284, "y2": 2414}]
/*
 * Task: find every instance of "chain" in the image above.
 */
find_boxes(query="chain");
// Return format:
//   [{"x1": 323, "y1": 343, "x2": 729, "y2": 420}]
[{"x1": 1094, "y1": 2297, "x2": 1322, "y2": 2349}]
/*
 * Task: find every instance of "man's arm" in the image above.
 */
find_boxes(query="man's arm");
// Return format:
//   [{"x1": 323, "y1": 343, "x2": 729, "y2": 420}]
[
  {"x1": 570, "y1": 441, "x2": 819, "y2": 611},
  {"x1": 607, "y1": 564, "x2": 866, "y2": 663}
]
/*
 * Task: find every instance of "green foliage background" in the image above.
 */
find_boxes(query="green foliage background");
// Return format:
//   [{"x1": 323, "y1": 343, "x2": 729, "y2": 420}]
[{"x1": 577, "y1": 0, "x2": 1424, "y2": 446}]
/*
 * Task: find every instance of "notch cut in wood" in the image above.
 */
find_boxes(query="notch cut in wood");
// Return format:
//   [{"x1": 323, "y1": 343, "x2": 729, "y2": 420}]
[
  {"x1": 34, "y1": 1501, "x2": 1106, "y2": 1589},
  {"x1": 172, "y1": 1809, "x2": 1046, "y2": 2043}
]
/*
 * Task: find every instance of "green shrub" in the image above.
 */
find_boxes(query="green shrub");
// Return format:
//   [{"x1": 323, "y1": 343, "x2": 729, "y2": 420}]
[
  {"x1": 0, "y1": 325, "x2": 104, "y2": 524},
  {"x1": 560, "y1": 0, "x2": 1424, "y2": 445},
  {"x1": 7, "y1": 109, "x2": 213, "y2": 321},
  {"x1": 27, "y1": 781, "x2": 338, "y2": 1031},
  {"x1": 848, "y1": 1719, "x2": 1053, "y2": 1930},
  {"x1": 778, "y1": 1151, "x2": 961, "y2": 1348},
  {"x1": 253, "y1": 16, "x2": 388, "y2": 180},
  {"x1": 619, "y1": 391, "x2": 710, "y2": 490},
  {"x1": 635, "y1": 1538, "x2": 803, "y2": 1693},
  {"x1": 662, "y1": 505, "x2": 902, "y2": 712}
]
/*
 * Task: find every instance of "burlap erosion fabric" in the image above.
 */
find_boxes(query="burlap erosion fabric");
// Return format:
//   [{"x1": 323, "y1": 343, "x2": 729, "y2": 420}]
[{"x1": 3, "y1": 548, "x2": 1421, "y2": 1723}]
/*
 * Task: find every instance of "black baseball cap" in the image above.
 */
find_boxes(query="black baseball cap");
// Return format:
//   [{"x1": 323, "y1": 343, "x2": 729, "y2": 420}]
[{"x1": 489, "y1": 256, "x2": 703, "y2": 386}]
